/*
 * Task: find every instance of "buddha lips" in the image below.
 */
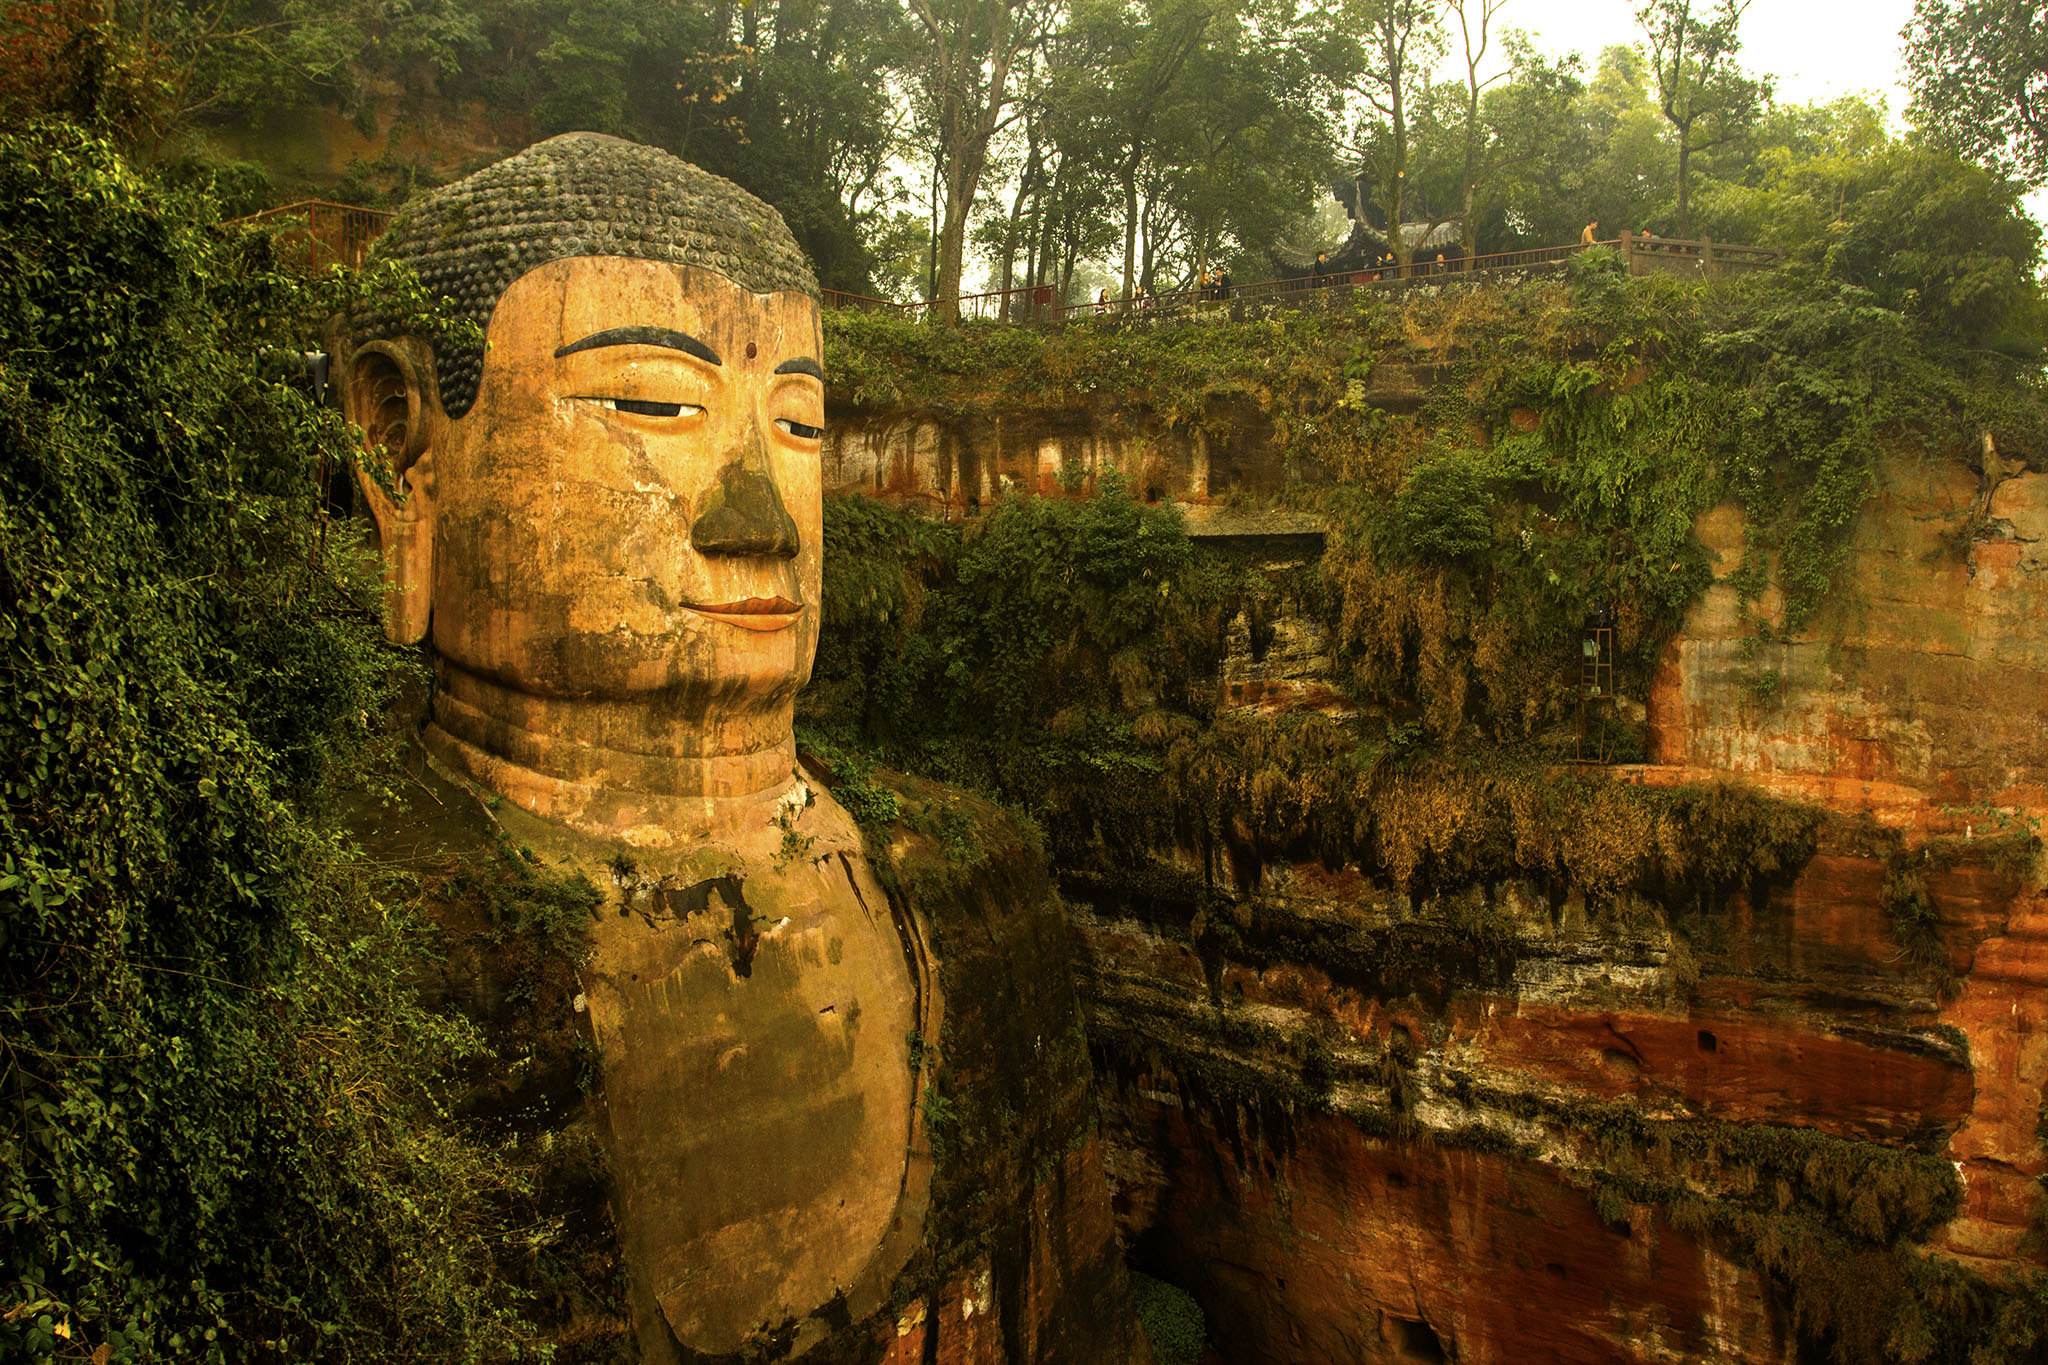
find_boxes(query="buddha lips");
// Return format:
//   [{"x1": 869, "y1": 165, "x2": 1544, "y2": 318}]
[{"x1": 686, "y1": 596, "x2": 804, "y2": 631}]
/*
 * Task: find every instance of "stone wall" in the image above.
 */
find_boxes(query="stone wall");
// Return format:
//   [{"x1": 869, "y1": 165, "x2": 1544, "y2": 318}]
[{"x1": 819, "y1": 408, "x2": 1284, "y2": 515}]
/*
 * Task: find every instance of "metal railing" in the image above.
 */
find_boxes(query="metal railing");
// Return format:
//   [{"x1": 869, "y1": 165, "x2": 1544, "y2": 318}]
[
  {"x1": 820, "y1": 286, "x2": 908, "y2": 314},
  {"x1": 228, "y1": 200, "x2": 395, "y2": 272}
]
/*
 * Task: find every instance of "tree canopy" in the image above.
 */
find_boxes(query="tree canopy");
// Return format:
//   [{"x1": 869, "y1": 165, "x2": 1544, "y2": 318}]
[
  {"x1": 4, "y1": 0, "x2": 2042, "y2": 328},
  {"x1": 1905, "y1": 0, "x2": 2048, "y2": 189}
]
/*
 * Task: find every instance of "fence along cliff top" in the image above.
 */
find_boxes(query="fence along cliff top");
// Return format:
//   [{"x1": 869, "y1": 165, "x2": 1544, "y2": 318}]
[{"x1": 231, "y1": 201, "x2": 1779, "y2": 321}]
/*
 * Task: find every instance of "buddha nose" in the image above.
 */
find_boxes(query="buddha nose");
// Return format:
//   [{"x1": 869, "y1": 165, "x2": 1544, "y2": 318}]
[{"x1": 690, "y1": 460, "x2": 800, "y2": 559}]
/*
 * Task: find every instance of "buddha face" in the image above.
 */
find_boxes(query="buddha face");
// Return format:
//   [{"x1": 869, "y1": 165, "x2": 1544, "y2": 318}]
[{"x1": 407, "y1": 256, "x2": 826, "y2": 713}]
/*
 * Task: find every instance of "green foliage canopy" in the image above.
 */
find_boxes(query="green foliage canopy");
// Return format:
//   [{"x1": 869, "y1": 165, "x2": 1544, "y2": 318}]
[{"x1": 1905, "y1": 0, "x2": 2048, "y2": 188}]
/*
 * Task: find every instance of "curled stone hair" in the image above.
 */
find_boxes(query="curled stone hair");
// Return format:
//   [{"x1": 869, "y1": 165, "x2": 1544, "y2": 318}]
[{"x1": 357, "y1": 132, "x2": 819, "y2": 419}]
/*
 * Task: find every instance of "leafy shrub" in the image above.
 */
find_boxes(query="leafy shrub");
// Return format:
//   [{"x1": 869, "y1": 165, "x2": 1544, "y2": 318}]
[
  {"x1": 1129, "y1": 1270, "x2": 1208, "y2": 1365},
  {"x1": 1380, "y1": 449, "x2": 1497, "y2": 565},
  {"x1": 0, "y1": 123, "x2": 538, "y2": 1361},
  {"x1": 805, "y1": 481, "x2": 1239, "y2": 862}
]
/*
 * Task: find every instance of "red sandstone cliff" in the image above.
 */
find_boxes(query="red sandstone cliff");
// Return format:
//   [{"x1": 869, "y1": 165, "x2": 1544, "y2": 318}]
[
  {"x1": 1652, "y1": 456, "x2": 2048, "y2": 1274},
  {"x1": 1071, "y1": 454, "x2": 2048, "y2": 1362}
]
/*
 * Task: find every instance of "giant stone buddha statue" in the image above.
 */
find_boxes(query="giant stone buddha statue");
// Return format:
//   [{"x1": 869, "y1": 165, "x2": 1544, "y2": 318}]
[{"x1": 337, "y1": 133, "x2": 938, "y2": 1361}]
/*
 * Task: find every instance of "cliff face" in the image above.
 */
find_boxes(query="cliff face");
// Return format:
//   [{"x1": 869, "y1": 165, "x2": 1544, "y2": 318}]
[
  {"x1": 819, "y1": 410, "x2": 1281, "y2": 511},
  {"x1": 1651, "y1": 456, "x2": 2048, "y2": 819},
  {"x1": 804, "y1": 286, "x2": 2048, "y2": 1359},
  {"x1": 1651, "y1": 456, "x2": 2048, "y2": 1278},
  {"x1": 1063, "y1": 454, "x2": 2048, "y2": 1362},
  {"x1": 861, "y1": 772, "x2": 1151, "y2": 1365}
]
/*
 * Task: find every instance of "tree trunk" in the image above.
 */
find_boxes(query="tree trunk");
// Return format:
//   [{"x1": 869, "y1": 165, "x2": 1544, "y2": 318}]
[
  {"x1": 909, "y1": 0, "x2": 1031, "y2": 324},
  {"x1": 1389, "y1": 62, "x2": 1408, "y2": 269},
  {"x1": 1677, "y1": 131, "x2": 1692, "y2": 237},
  {"x1": 1388, "y1": 145, "x2": 1406, "y2": 267},
  {"x1": 1139, "y1": 196, "x2": 1158, "y2": 293},
  {"x1": 926, "y1": 145, "x2": 941, "y2": 301},
  {"x1": 1025, "y1": 182, "x2": 1043, "y2": 293},
  {"x1": 936, "y1": 167, "x2": 973, "y2": 317},
  {"x1": 997, "y1": 167, "x2": 1027, "y2": 317},
  {"x1": 1459, "y1": 91, "x2": 1480, "y2": 257},
  {"x1": 1031, "y1": 174, "x2": 1053, "y2": 294},
  {"x1": 1119, "y1": 156, "x2": 1140, "y2": 301}
]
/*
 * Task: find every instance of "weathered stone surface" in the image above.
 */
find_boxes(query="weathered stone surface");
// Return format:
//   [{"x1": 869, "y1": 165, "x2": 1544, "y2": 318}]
[
  {"x1": 1644, "y1": 457, "x2": 2048, "y2": 1279},
  {"x1": 818, "y1": 410, "x2": 1284, "y2": 511},
  {"x1": 1072, "y1": 845, "x2": 1996, "y2": 1360},
  {"x1": 857, "y1": 774, "x2": 1150, "y2": 1365},
  {"x1": 339, "y1": 137, "x2": 1142, "y2": 1362},
  {"x1": 1106, "y1": 1068, "x2": 1784, "y2": 1365},
  {"x1": 1649, "y1": 464, "x2": 2048, "y2": 822},
  {"x1": 1063, "y1": 449, "x2": 2046, "y2": 1362},
  {"x1": 1934, "y1": 885, "x2": 2048, "y2": 1271}
]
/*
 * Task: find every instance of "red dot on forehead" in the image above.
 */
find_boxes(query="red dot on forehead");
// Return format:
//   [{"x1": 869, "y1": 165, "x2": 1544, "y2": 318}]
[{"x1": 746, "y1": 341, "x2": 758, "y2": 360}]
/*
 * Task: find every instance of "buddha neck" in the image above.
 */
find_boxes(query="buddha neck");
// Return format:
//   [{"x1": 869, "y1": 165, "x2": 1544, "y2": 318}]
[{"x1": 423, "y1": 659, "x2": 801, "y2": 848}]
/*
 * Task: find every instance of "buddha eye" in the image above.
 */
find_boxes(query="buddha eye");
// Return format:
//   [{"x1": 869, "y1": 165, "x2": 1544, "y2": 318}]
[
  {"x1": 580, "y1": 397, "x2": 704, "y2": 419},
  {"x1": 776, "y1": 418, "x2": 824, "y2": 441}
]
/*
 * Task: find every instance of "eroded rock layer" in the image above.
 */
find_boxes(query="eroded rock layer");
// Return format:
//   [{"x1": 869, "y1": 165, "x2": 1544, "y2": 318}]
[{"x1": 1066, "y1": 456, "x2": 2047, "y2": 1362}]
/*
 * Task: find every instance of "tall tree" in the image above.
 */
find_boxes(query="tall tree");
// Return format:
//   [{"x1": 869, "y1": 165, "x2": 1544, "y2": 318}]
[
  {"x1": 1904, "y1": 0, "x2": 2048, "y2": 188},
  {"x1": 1338, "y1": 0, "x2": 1445, "y2": 267},
  {"x1": 22, "y1": 0, "x2": 487, "y2": 133},
  {"x1": 1448, "y1": 36, "x2": 1584, "y2": 251},
  {"x1": 1078, "y1": 0, "x2": 1219, "y2": 297},
  {"x1": 1576, "y1": 44, "x2": 1677, "y2": 236},
  {"x1": 1447, "y1": 0, "x2": 1506, "y2": 258},
  {"x1": 1636, "y1": 0, "x2": 1766, "y2": 236},
  {"x1": 1152, "y1": 0, "x2": 1335, "y2": 284},
  {"x1": 904, "y1": 0, "x2": 1049, "y2": 318},
  {"x1": 727, "y1": 0, "x2": 917, "y2": 289}
]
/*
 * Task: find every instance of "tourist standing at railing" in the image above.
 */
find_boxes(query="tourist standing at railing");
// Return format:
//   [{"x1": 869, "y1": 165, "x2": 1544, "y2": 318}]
[
  {"x1": 1096, "y1": 287, "x2": 1111, "y2": 315},
  {"x1": 1311, "y1": 252, "x2": 1330, "y2": 287},
  {"x1": 1580, "y1": 218, "x2": 1600, "y2": 246},
  {"x1": 1216, "y1": 267, "x2": 1232, "y2": 302}
]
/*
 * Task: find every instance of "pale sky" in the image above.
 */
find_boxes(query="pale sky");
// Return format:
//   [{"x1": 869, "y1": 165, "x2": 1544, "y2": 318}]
[
  {"x1": 1469, "y1": 0, "x2": 1918, "y2": 109},
  {"x1": 1474, "y1": 0, "x2": 2048, "y2": 226}
]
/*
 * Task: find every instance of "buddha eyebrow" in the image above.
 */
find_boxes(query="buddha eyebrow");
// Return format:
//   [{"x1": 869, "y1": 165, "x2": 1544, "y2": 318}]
[
  {"x1": 555, "y1": 326, "x2": 722, "y2": 366},
  {"x1": 773, "y1": 357, "x2": 824, "y2": 380}
]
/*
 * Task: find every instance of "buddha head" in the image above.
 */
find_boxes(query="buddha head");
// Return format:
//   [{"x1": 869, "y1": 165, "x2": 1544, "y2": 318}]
[{"x1": 341, "y1": 134, "x2": 827, "y2": 838}]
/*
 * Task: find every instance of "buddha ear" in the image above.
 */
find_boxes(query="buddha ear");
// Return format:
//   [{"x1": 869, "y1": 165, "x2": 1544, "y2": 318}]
[{"x1": 342, "y1": 339, "x2": 442, "y2": 645}]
